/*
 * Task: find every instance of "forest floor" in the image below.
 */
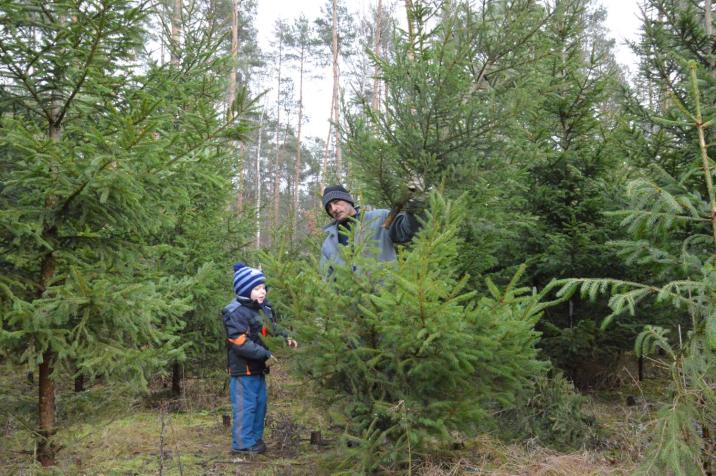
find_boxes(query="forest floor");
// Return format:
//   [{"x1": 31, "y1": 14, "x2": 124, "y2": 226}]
[{"x1": 0, "y1": 354, "x2": 666, "y2": 476}]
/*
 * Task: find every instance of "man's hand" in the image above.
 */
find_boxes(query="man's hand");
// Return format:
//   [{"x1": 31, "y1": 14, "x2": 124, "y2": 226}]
[
  {"x1": 407, "y1": 175, "x2": 424, "y2": 194},
  {"x1": 383, "y1": 178, "x2": 424, "y2": 229},
  {"x1": 287, "y1": 338, "x2": 299, "y2": 349},
  {"x1": 404, "y1": 196, "x2": 426, "y2": 214},
  {"x1": 265, "y1": 355, "x2": 278, "y2": 368},
  {"x1": 404, "y1": 175, "x2": 428, "y2": 214}
]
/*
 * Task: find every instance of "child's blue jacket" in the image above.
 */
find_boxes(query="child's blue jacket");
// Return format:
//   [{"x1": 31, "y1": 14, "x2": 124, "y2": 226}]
[{"x1": 222, "y1": 297, "x2": 285, "y2": 376}]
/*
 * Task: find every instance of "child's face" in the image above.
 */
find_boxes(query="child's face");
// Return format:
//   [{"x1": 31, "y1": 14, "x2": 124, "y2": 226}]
[{"x1": 251, "y1": 283, "x2": 266, "y2": 304}]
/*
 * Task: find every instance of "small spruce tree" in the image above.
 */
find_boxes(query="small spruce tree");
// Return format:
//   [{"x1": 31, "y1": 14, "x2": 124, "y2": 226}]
[{"x1": 265, "y1": 193, "x2": 551, "y2": 472}]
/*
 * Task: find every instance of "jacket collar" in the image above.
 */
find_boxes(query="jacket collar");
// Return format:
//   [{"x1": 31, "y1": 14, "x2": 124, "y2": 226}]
[{"x1": 236, "y1": 295, "x2": 271, "y2": 311}]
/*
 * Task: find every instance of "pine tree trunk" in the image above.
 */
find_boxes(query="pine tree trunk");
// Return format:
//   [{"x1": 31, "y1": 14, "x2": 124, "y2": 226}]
[
  {"x1": 292, "y1": 44, "x2": 306, "y2": 237},
  {"x1": 227, "y1": 0, "x2": 238, "y2": 111},
  {"x1": 255, "y1": 109, "x2": 265, "y2": 249},
  {"x1": 330, "y1": 0, "x2": 342, "y2": 178},
  {"x1": 74, "y1": 372, "x2": 85, "y2": 393},
  {"x1": 37, "y1": 96, "x2": 62, "y2": 467},
  {"x1": 706, "y1": 0, "x2": 715, "y2": 80},
  {"x1": 273, "y1": 33, "x2": 284, "y2": 240},
  {"x1": 38, "y1": 349, "x2": 56, "y2": 466},
  {"x1": 320, "y1": 94, "x2": 334, "y2": 191},
  {"x1": 272, "y1": 145, "x2": 281, "y2": 244},
  {"x1": 638, "y1": 353, "x2": 644, "y2": 381},
  {"x1": 171, "y1": 0, "x2": 182, "y2": 66},
  {"x1": 371, "y1": 0, "x2": 383, "y2": 112},
  {"x1": 237, "y1": 142, "x2": 246, "y2": 213},
  {"x1": 404, "y1": 0, "x2": 415, "y2": 60},
  {"x1": 229, "y1": 0, "x2": 245, "y2": 214},
  {"x1": 171, "y1": 360, "x2": 182, "y2": 397}
]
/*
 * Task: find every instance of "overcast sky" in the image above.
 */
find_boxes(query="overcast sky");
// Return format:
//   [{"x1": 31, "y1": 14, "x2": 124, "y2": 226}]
[{"x1": 255, "y1": 0, "x2": 642, "y2": 138}]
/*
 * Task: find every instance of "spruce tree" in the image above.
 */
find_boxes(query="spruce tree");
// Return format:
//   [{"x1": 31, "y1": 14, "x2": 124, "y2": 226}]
[
  {"x1": 509, "y1": 0, "x2": 637, "y2": 385},
  {"x1": 559, "y1": 65, "x2": 716, "y2": 475},
  {"x1": 264, "y1": 193, "x2": 550, "y2": 472},
  {"x1": 586, "y1": 1, "x2": 716, "y2": 468},
  {"x1": 0, "y1": 0, "x2": 249, "y2": 464},
  {"x1": 342, "y1": 0, "x2": 550, "y2": 282},
  {"x1": 145, "y1": 0, "x2": 258, "y2": 396}
]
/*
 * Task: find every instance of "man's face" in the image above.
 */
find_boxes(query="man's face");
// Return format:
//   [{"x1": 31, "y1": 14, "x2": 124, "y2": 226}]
[
  {"x1": 250, "y1": 284, "x2": 266, "y2": 304},
  {"x1": 327, "y1": 199, "x2": 356, "y2": 222}
]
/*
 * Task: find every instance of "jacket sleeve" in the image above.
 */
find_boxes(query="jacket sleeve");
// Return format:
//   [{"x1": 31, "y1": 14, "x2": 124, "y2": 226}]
[
  {"x1": 264, "y1": 306, "x2": 290, "y2": 339},
  {"x1": 270, "y1": 324, "x2": 290, "y2": 339},
  {"x1": 389, "y1": 211, "x2": 420, "y2": 244},
  {"x1": 270, "y1": 321, "x2": 290, "y2": 339},
  {"x1": 223, "y1": 310, "x2": 271, "y2": 361},
  {"x1": 320, "y1": 238, "x2": 335, "y2": 278},
  {"x1": 319, "y1": 247, "x2": 330, "y2": 276}
]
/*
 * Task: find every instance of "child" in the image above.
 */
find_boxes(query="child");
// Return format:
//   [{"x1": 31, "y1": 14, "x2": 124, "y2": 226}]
[{"x1": 222, "y1": 263, "x2": 298, "y2": 454}]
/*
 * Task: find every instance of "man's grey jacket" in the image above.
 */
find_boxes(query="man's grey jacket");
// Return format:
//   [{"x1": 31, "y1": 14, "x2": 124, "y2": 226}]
[{"x1": 320, "y1": 208, "x2": 419, "y2": 275}]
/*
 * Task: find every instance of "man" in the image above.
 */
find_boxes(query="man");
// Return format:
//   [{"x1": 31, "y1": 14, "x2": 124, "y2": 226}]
[{"x1": 320, "y1": 185, "x2": 420, "y2": 275}]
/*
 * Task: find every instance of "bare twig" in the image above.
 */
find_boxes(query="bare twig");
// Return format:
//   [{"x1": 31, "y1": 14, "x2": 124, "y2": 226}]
[
  {"x1": 169, "y1": 409, "x2": 184, "y2": 476},
  {"x1": 159, "y1": 404, "x2": 166, "y2": 476}
]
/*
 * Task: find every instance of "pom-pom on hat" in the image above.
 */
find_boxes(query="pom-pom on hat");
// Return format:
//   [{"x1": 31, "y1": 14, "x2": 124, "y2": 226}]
[
  {"x1": 322, "y1": 185, "x2": 355, "y2": 216},
  {"x1": 233, "y1": 263, "x2": 265, "y2": 299}
]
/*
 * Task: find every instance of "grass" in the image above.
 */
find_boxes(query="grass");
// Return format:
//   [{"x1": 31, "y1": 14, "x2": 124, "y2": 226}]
[
  {"x1": 0, "y1": 356, "x2": 328, "y2": 476},
  {"x1": 0, "y1": 355, "x2": 665, "y2": 476}
]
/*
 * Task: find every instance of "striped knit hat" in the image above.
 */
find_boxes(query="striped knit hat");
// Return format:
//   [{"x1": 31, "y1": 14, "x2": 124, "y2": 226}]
[{"x1": 232, "y1": 263, "x2": 265, "y2": 299}]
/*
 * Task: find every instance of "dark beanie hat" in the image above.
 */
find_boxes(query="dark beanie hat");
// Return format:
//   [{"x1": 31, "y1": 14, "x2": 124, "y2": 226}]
[{"x1": 322, "y1": 185, "x2": 355, "y2": 216}]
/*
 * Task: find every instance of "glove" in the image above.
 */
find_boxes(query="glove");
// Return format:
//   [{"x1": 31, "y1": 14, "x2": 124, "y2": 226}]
[
  {"x1": 407, "y1": 175, "x2": 424, "y2": 193},
  {"x1": 265, "y1": 355, "x2": 278, "y2": 368},
  {"x1": 404, "y1": 196, "x2": 426, "y2": 214}
]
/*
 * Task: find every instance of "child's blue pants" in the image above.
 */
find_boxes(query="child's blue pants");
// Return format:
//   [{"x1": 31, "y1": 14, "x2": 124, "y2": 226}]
[{"x1": 230, "y1": 375, "x2": 267, "y2": 450}]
